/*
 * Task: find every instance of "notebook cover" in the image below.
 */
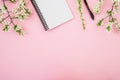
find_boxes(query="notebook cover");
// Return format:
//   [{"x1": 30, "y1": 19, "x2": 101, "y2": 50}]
[{"x1": 31, "y1": 0, "x2": 73, "y2": 30}]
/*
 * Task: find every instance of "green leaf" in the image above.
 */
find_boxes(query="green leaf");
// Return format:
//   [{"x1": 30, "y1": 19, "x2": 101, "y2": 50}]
[
  {"x1": 3, "y1": 5, "x2": 7, "y2": 10},
  {"x1": 14, "y1": 25, "x2": 18, "y2": 30},
  {"x1": 97, "y1": 19, "x2": 103, "y2": 26},
  {"x1": 3, "y1": 25, "x2": 9, "y2": 31},
  {"x1": 13, "y1": 25, "x2": 24, "y2": 35},
  {"x1": 107, "y1": 10, "x2": 112, "y2": 16},
  {"x1": 106, "y1": 25, "x2": 111, "y2": 31},
  {"x1": 25, "y1": 9, "x2": 31, "y2": 15},
  {"x1": 16, "y1": 29, "x2": 23, "y2": 35}
]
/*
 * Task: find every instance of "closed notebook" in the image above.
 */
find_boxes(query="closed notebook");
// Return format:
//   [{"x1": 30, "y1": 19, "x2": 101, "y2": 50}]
[{"x1": 31, "y1": 0, "x2": 73, "y2": 30}]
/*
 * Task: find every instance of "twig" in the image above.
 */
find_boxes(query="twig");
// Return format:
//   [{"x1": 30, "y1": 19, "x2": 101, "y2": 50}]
[{"x1": 2, "y1": 0, "x2": 16, "y2": 26}]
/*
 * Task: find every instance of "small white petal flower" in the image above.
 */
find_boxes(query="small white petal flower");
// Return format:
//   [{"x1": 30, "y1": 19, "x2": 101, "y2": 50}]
[
  {"x1": 93, "y1": 0, "x2": 104, "y2": 14},
  {"x1": 115, "y1": 23, "x2": 120, "y2": 31}
]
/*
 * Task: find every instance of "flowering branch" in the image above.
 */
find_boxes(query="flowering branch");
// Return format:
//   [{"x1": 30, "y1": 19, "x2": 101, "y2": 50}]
[
  {"x1": 93, "y1": 0, "x2": 120, "y2": 32},
  {"x1": 77, "y1": 0, "x2": 94, "y2": 29},
  {"x1": 77, "y1": 0, "x2": 86, "y2": 29},
  {"x1": 0, "y1": 0, "x2": 31, "y2": 35}
]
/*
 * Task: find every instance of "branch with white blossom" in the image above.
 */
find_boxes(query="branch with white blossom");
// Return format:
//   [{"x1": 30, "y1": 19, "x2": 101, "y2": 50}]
[
  {"x1": 0, "y1": 0, "x2": 31, "y2": 35},
  {"x1": 93, "y1": 0, "x2": 120, "y2": 32}
]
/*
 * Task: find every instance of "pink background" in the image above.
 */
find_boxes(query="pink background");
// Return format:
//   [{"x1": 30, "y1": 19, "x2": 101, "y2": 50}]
[{"x1": 0, "y1": 0, "x2": 120, "y2": 80}]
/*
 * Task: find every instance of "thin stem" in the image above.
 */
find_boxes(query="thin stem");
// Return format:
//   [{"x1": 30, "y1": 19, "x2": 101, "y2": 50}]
[
  {"x1": 102, "y1": 15, "x2": 109, "y2": 20},
  {"x1": 101, "y1": 3, "x2": 115, "y2": 21},
  {"x1": 2, "y1": 0, "x2": 15, "y2": 26},
  {"x1": 0, "y1": 15, "x2": 9, "y2": 23}
]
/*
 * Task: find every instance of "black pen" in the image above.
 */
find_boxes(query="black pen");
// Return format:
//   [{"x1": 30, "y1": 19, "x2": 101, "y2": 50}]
[{"x1": 83, "y1": 0, "x2": 94, "y2": 20}]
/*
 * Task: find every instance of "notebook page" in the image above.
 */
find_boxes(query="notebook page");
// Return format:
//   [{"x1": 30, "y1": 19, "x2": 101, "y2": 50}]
[{"x1": 33, "y1": 0, "x2": 73, "y2": 30}]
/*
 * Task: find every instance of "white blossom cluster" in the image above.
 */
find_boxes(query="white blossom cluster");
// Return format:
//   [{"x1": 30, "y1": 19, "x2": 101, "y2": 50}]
[
  {"x1": 113, "y1": 0, "x2": 120, "y2": 13},
  {"x1": 14, "y1": 0, "x2": 31, "y2": 21},
  {"x1": 94, "y1": 0, "x2": 120, "y2": 32},
  {"x1": 93, "y1": 0, "x2": 104, "y2": 14},
  {"x1": 0, "y1": 0, "x2": 31, "y2": 35},
  {"x1": 0, "y1": 4, "x2": 10, "y2": 32}
]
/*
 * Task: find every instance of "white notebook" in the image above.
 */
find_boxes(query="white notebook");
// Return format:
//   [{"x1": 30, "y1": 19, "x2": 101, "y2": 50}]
[{"x1": 31, "y1": 0, "x2": 73, "y2": 30}]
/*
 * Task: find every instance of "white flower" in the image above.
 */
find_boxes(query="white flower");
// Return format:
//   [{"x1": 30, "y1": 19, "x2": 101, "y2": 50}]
[
  {"x1": 13, "y1": 0, "x2": 31, "y2": 21},
  {"x1": 93, "y1": 0, "x2": 104, "y2": 14},
  {"x1": 113, "y1": 0, "x2": 120, "y2": 13},
  {"x1": 19, "y1": 0, "x2": 26, "y2": 7},
  {"x1": 1, "y1": 5, "x2": 7, "y2": 13},
  {"x1": 2, "y1": 20, "x2": 8, "y2": 25},
  {"x1": 115, "y1": 23, "x2": 120, "y2": 31}
]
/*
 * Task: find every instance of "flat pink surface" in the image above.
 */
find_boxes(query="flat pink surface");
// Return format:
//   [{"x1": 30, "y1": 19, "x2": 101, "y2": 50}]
[{"x1": 0, "y1": 0, "x2": 120, "y2": 80}]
